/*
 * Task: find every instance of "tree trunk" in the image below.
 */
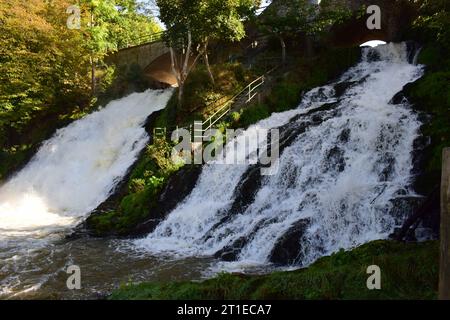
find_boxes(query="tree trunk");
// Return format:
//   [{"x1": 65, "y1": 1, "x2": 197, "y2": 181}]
[
  {"x1": 279, "y1": 36, "x2": 286, "y2": 65},
  {"x1": 89, "y1": 10, "x2": 95, "y2": 96},
  {"x1": 178, "y1": 83, "x2": 184, "y2": 107},
  {"x1": 440, "y1": 148, "x2": 450, "y2": 300},
  {"x1": 169, "y1": 30, "x2": 202, "y2": 108},
  {"x1": 90, "y1": 55, "x2": 95, "y2": 96},
  {"x1": 203, "y1": 41, "x2": 214, "y2": 85},
  {"x1": 170, "y1": 47, "x2": 183, "y2": 108}
]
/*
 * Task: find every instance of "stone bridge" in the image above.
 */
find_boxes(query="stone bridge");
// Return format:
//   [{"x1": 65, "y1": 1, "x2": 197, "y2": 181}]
[
  {"x1": 105, "y1": 40, "x2": 176, "y2": 87},
  {"x1": 107, "y1": 0, "x2": 417, "y2": 86},
  {"x1": 325, "y1": 0, "x2": 417, "y2": 46}
]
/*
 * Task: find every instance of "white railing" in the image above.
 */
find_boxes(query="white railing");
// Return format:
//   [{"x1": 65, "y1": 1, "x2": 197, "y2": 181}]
[
  {"x1": 118, "y1": 31, "x2": 165, "y2": 50},
  {"x1": 195, "y1": 74, "x2": 266, "y2": 139}
]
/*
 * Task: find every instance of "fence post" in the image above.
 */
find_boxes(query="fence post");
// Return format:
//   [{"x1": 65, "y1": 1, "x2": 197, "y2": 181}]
[{"x1": 440, "y1": 147, "x2": 450, "y2": 300}]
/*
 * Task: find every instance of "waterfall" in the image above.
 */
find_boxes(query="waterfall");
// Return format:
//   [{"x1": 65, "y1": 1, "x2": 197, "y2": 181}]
[
  {"x1": 132, "y1": 43, "x2": 425, "y2": 269},
  {"x1": 0, "y1": 89, "x2": 172, "y2": 242}
]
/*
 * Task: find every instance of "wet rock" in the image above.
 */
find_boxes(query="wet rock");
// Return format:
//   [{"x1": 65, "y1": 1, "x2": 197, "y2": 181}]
[
  {"x1": 130, "y1": 165, "x2": 202, "y2": 237},
  {"x1": 334, "y1": 81, "x2": 356, "y2": 98},
  {"x1": 214, "y1": 237, "x2": 248, "y2": 261},
  {"x1": 390, "y1": 91, "x2": 408, "y2": 105},
  {"x1": 338, "y1": 128, "x2": 351, "y2": 143},
  {"x1": 214, "y1": 219, "x2": 272, "y2": 261},
  {"x1": 229, "y1": 165, "x2": 262, "y2": 215},
  {"x1": 269, "y1": 219, "x2": 310, "y2": 265},
  {"x1": 325, "y1": 146, "x2": 346, "y2": 173},
  {"x1": 389, "y1": 188, "x2": 440, "y2": 241}
]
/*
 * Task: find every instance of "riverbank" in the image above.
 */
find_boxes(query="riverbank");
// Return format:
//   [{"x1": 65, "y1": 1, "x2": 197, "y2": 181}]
[{"x1": 110, "y1": 240, "x2": 438, "y2": 300}]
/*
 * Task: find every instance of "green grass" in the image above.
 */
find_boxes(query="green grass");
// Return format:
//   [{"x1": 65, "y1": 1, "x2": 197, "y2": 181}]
[{"x1": 110, "y1": 240, "x2": 438, "y2": 300}]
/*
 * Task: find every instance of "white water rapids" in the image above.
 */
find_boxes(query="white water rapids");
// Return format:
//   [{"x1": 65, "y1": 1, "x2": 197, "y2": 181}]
[
  {"x1": 0, "y1": 89, "x2": 172, "y2": 241},
  {"x1": 131, "y1": 43, "x2": 425, "y2": 270}
]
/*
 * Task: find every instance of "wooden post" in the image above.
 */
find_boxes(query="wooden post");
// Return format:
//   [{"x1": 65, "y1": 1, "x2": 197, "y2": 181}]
[{"x1": 439, "y1": 148, "x2": 450, "y2": 300}]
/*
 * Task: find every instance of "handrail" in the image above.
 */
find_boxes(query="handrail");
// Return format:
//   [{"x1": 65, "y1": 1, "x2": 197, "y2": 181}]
[
  {"x1": 204, "y1": 74, "x2": 265, "y2": 125},
  {"x1": 197, "y1": 74, "x2": 268, "y2": 139},
  {"x1": 118, "y1": 31, "x2": 165, "y2": 50},
  {"x1": 201, "y1": 65, "x2": 278, "y2": 132}
]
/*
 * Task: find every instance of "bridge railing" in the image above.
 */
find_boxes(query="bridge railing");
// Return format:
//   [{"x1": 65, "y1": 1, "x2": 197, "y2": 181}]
[{"x1": 118, "y1": 31, "x2": 165, "y2": 50}]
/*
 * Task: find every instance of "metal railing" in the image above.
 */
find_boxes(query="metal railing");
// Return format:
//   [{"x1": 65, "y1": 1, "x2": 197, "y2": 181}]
[
  {"x1": 118, "y1": 31, "x2": 165, "y2": 50},
  {"x1": 195, "y1": 74, "x2": 267, "y2": 139}
]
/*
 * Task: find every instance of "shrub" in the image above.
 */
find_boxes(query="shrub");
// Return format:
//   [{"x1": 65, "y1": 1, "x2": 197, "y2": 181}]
[
  {"x1": 239, "y1": 103, "x2": 270, "y2": 128},
  {"x1": 268, "y1": 81, "x2": 302, "y2": 112}
]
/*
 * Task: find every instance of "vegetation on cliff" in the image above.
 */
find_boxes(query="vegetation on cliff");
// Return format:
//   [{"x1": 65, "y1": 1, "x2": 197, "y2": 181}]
[{"x1": 404, "y1": 0, "x2": 450, "y2": 194}]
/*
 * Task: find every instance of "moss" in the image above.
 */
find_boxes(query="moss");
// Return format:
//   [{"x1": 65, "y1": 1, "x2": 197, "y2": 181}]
[
  {"x1": 268, "y1": 82, "x2": 302, "y2": 113},
  {"x1": 403, "y1": 43, "x2": 450, "y2": 194},
  {"x1": 110, "y1": 240, "x2": 438, "y2": 300}
]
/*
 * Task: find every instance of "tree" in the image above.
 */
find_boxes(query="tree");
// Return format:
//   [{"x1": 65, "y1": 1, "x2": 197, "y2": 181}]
[
  {"x1": 156, "y1": 0, "x2": 259, "y2": 105},
  {"x1": 0, "y1": 0, "x2": 91, "y2": 135},
  {"x1": 413, "y1": 0, "x2": 450, "y2": 50},
  {"x1": 79, "y1": 0, "x2": 161, "y2": 94},
  {"x1": 192, "y1": 0, "x2": 259, "y2": 84},
  {"x1": 259, "y1": 0, "x2": 351, "y2": 63}
]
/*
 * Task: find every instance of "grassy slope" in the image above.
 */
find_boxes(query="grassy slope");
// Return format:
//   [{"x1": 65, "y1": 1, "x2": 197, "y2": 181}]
[{"x1": 110, "y1": 240, "x2": 438, "y2": 300}]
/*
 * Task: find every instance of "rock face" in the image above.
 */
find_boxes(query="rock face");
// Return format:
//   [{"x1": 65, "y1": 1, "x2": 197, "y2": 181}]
[
  {"x1": 269, "y1": 219, "x2": 310, "y2": 265},
  {"x1": 130, "y1": 165, "x2": 202, "y2": 237}
]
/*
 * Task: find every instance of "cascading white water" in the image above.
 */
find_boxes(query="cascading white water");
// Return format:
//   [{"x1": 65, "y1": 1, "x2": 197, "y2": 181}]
[
  {"x1": 132, "y1": 43, "x2": 424, "y2": 269},
  {"x1": 0, "y1": 89, "x2": 172, "y2": 242}
]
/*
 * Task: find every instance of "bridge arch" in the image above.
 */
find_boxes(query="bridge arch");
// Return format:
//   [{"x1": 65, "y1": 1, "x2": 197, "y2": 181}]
[{"x1": 327, "y1": 0, "x2": 417, "y2": 47}]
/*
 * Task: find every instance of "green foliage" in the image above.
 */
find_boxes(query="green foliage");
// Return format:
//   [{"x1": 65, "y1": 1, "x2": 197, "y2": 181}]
[
  {"x1": 404, "y1": 67, "x2": 450, "y2": 192},
  {"x1": 229, "y1": 47, "x2": 360, "y2": 129},
  {"x1": 158, "y1": 0, "x2": 258, "y2": 48},
  {"x1": 80, "y1": 0, "x2": 161, "y2": 55},
  {"x1": 412, "y1": 0, "x2": 450, "y2": 51},
  {"x1": 268, "y1": 82, "x2": 302, "y2": 112},
  {"x1": 259, "y1": 0, "x2": 352, "y2": 38},
  {"x1": 0, "y1": 0, "x2": 91, "y2": 133},
  {"x1": 261, "y1": 0, "x2": 319, "y2": 36},
  {"x1": 181, "y1": 63, "x2": 251, "y2": 117},
  {"x1": 239, "y1": 103, "x2": 270, "y2": 127},
  {"x1": 87, "y1": 139, "x2": 183, "y2": 235},
  {"x1": 156, "y1": 0, "x2": 259, "y2": 104},
  {"x1": 110, "y1": 240, "x2": 439, "y2": 300}
]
